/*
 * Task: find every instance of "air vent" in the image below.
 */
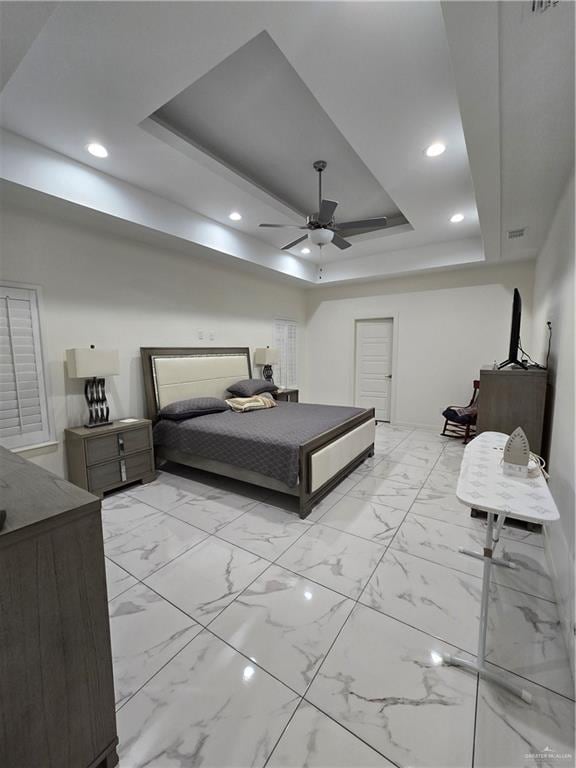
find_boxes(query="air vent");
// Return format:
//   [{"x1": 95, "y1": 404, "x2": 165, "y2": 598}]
[
  {"x1": 507, "y1": 228, "x2": 526, "y2": 239},
  {"x1": 531, "y1": 0, "x2": 559, "y2": 13}
]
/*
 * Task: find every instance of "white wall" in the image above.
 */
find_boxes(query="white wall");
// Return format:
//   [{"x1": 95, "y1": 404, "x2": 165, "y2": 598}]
[
  {"x1": 1, "y1": 203, "x2": 306, "y2": 477},
  {"x1": 305, "y1": 262, "x2": 535, "y2": 428},
  {"x1": 531, "y1": 174, "x2": 575, "y2": 671}
]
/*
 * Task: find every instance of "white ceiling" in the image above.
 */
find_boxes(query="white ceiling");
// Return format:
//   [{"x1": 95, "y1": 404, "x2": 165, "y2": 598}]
[
  {"x1": 0, "y1": 1, "x2": 481, "y2": 274},
  {"x1": 0, "y1": 1, "x2": 572, "y2": 284}
]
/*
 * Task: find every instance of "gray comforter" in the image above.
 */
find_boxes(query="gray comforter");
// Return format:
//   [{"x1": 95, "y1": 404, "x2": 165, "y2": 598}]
[{"x1": 153, "y1": 401, "x2": 366, "y2": 488}]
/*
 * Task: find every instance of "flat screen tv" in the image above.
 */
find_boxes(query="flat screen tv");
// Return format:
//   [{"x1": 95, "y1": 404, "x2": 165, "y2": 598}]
[{"x1": 498, "y1": 288, "x2": 527, "y2": 369}]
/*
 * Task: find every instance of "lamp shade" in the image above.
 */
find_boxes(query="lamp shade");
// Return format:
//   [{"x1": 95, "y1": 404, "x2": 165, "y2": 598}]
[
  {"x1": 254, "y1": 347, "x2": 279, "y2": 365},
  {"x1": 66, "y1": 348, "x2": 120, "y2": 378}
]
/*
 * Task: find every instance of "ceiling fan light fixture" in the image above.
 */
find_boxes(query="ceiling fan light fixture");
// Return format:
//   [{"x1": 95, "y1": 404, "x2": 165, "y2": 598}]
[
  {"x1": 301, "y1": 247, "x2": 311, "y2": 254},
  {"x1": 309, "y1": 229, "x2": 334, "y2": 246}
]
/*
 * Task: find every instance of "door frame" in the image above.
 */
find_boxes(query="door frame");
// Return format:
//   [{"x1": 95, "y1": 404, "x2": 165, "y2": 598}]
[{"x1": 353, "y1": 313, "x2": 399, "y2": 424}]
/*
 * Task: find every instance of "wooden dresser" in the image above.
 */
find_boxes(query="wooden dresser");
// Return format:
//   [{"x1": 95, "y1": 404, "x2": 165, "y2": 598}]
[
  {"x1": 0, "y1": 446, "x2": 118, "y2": 768},
  {"x1": 477, "y1": 368, "x2": 548, "y2": 454},
  {"x1": 65, "y1": 418, "x2": 155, "y2": 497}
]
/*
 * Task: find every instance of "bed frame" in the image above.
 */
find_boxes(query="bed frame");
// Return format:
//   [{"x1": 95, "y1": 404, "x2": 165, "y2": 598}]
[{"x1": 140, "y1": 347, "x2": 375, "y2": 518}]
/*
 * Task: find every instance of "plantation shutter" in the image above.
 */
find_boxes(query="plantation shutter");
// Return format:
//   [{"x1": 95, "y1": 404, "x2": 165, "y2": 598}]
[
  {"x1": 273, "y1": 319, "x2": 298, "y2": 388},
  {"x1": 0, "y1": 285, "x2": 51, "y2": 449}
]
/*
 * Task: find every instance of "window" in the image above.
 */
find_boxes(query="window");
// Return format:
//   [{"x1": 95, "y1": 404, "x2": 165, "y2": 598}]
[
  {"x1": 273, "y1": 319, "x2": 298, "y2": 388},
  {"x1": 0, "y1": 284, "x2": 52, "y2": 449}
]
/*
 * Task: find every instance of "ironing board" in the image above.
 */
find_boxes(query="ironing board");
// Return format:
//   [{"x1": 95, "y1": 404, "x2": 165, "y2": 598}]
[{"x1": 441, "y1": 431, "x2": 559, "y2": 702}]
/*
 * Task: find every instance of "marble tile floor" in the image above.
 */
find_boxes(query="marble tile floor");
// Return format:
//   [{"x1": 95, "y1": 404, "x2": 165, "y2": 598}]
[{"x1": 101, "y1": 424, "x2": 574, "y2": 768}]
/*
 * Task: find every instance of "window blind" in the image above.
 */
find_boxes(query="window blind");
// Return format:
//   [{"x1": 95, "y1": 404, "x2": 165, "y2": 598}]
[
  {"x1": 273, "y1": 319, "x2": 298, "y2": 388},
  {"x1": 0, "y1": 286, "x2": 51, "y2": 449}
]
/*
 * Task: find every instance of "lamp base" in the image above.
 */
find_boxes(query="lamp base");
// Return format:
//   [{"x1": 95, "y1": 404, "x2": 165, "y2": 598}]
[
  {"x1": 262, "y1": 364, "x2": 274, "y2": 383},
  {"x1": 84, "y1": 376, "x2": 111, "y2": 428}
]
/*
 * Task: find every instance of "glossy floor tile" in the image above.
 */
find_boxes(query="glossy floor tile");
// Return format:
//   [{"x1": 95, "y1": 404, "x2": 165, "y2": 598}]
[
  {"x1": 105, "y1": 423, "x2": 573, "y2": 767},
  {"x1": 349, "y1": 475, "x2": 420, "y2": 511},
  {"x1": 101, "y1": 493, "x2": 160, "y2": 541},
  {"x1": 105, "y1": 510, "x2": 208, "y2": 579},
  {"x1": 117, "y1": 630, "x2": 299, "y2": 768},
  {"x1": 361, "y1": 547, "x2": 484, "y2": 652},
  {"x1": 105, "y1": 557, "x2": 138, "y2": 601},
  {"x1": 145, "y1": 535, "x2": 269, "y2": 622},
  {"x1": 485, "y1": 581, "x2": 573, "y2": 699},
  {"x1": 475, "y1": 671, "x2": 574, "y2": 768},
  {"x1": 267, "y1": 701, "x2": 394, "y2": 767},
  {"x1": 216, "y1": 502, "x2": 310, "y2": 560},
  {"x1": 319, "y1": 495, "x2": 407, "y2": 544},
  {"x1": 366, "y1": 458, "x2": 432, "y2": 486},
  {"x1": 209, "y1": 565, "x2": 353, "y2": 694},
  {"x1": 393, "y1": 513, "x2": 554, "y2": 600},
  {"x1": 277, "y1": 523, "x2": 386, "y2": 599},
  {"x1": 410, "y1": 498, "x2": 545, "y2": 547},
  {"x1": 165, "y1": 493, "x2": 256, "y2": 533},
  {"x1": 109, "y1": 582, "x2": 201, "y2": 709},
  {"x1": 307, "y1": 603, "x2": 477, "y2": 768}
]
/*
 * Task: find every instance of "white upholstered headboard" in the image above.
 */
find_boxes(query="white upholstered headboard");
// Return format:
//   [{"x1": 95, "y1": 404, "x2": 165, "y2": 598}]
[{"x1": 141, "y1": 347, "x2": 252, "y2": 417}]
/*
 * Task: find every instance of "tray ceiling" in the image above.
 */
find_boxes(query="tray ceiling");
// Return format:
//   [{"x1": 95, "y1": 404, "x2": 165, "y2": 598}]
[
  {"x1": 6, "y1": 1, "x2": 569, "y2": 282},
  {"x1": 152, "y1": 30, "x2": 409, "y2": 231}
]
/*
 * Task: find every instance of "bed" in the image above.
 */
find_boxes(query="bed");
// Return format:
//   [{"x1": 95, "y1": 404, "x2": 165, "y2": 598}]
[{"x1": 140, "y1": 347, "x2": 375, "y2": 518}]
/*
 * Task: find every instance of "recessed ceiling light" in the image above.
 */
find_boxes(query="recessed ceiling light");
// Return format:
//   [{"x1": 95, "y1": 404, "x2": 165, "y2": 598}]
[
  {"x1": 425, "y1": 142, "x2": 446, "y2": 157},
  {"x1": 450, "y1": 212, "x2": 464, "y2": 223},
  {"x1": 86, "y1": 142, "x2": 108, "y2": 158},
  {"x1": 301, "y1": 247, "x2": 311, "y2": 254},
  {"x1": 229, "y1": 211, "x2": 242, "y2": 221}
]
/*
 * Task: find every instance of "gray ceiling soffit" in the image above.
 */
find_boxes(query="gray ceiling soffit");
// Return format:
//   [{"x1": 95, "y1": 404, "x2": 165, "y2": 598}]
[
  {"x1": 0, "y1": 2, "x2": 57, "y2": 90},
  {"x1": 150, "y1": 30, "x2": 409, "y2": 230}
]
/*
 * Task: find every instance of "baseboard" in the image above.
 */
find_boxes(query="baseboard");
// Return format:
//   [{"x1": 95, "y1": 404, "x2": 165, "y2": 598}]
[
  {"x1": 544, "y1": 522, "x2": 575, "y2": 693},
  {"x1": 389, "y1": 420, "x2": 443, "y2": 432}
]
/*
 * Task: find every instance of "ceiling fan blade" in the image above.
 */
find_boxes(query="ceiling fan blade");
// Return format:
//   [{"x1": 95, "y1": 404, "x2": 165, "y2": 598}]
[
  {"x1": 318, "y1": 199, "x2": 338, "y2": 225},
  {"x1": 335, "y1": 216, "x2": 388, "y2": 232},
  {"x1": 281, "y1": 235, "x2": 308, "y2": 251},
  {"x1": 259, "y1": 223, "x2": 306, "y2": 229},
  {"x1": 332, "y1": 233, "x2": 352, "y2": 250}
]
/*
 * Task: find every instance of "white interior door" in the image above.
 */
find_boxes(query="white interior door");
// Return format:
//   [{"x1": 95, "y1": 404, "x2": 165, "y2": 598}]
[{"x1": 355, "y1": 319, "x2": 393, "y2": 421}]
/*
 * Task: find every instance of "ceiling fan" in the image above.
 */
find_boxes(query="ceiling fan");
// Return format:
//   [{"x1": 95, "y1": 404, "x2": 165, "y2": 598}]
[{"x1": 259, "y1": 160, "x2": 388, "y2": 251}]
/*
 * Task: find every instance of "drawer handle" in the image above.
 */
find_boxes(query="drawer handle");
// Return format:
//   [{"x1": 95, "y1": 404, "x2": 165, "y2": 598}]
[
  {"x1": 118, "y1": 434, "x2": 125, "y2": 454},
  {"x1": 120, "y1": 459, "x2": 127, "y2": 482}
]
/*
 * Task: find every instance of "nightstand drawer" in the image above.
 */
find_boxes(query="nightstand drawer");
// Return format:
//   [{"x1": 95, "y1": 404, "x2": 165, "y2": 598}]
[
  {"x1": 85, "y1": 427, "x2": 150, "y2": 465},
  {"x1": 87, "y1": 451, "x2": 153, "y2": 492}
]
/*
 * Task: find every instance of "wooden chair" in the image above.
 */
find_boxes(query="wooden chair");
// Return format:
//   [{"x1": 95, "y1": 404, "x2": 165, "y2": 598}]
[{"x1": 441, "y1": 380, "x2": 480, "y2": 444}]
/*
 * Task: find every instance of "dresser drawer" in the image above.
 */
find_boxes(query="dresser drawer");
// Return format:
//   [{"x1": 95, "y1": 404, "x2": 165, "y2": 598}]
[
  {"x1": 87, "y1": 451, "x2": 154, "y2": 493},
  {"x1": 85, "y1": 427, "x2": 150, "y2": 465}
]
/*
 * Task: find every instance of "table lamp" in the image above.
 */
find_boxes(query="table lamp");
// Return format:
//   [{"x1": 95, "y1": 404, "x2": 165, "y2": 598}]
[
  {"x1": 254, "y1": 347, "x2": 279, "y2": 383},
  {"x1": 66, "y1": 345, "x2": 120, "y2": 428}
]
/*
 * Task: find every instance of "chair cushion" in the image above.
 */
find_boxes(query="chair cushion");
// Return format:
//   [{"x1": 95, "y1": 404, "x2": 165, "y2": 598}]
[{"x1": 442, "y1": 405, "x2": 478, "y2": 425}]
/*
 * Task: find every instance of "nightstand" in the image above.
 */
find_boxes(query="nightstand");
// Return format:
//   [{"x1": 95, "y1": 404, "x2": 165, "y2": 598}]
[
  {"x1": 65, "y1": 418, "x2": 156, "y2": 497},
  {"x1": 273, "y1": 388, "x2": 299, "y2": 402}
]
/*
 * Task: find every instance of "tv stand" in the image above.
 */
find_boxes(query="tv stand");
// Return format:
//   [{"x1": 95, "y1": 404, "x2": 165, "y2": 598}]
[
  {"x1": 477, "y1": 368, "x2": 547, "y2": 454},
  {"x1": 497, "y1": 358, "x2": 528, "y2": 370}
]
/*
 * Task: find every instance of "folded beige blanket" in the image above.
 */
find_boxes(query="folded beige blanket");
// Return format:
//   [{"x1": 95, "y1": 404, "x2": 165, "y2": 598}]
[{"x1": 226, "y1": 395, "x2": 278, "y2": 413}]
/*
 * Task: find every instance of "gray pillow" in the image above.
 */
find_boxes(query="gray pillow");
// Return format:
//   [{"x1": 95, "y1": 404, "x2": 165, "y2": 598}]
[
  {"x1": 227, "y1": 378, "x2": 277, "y2": 397},
  {"x1": 159, "y1": 397, "x2": 229, "y2": 421}
]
